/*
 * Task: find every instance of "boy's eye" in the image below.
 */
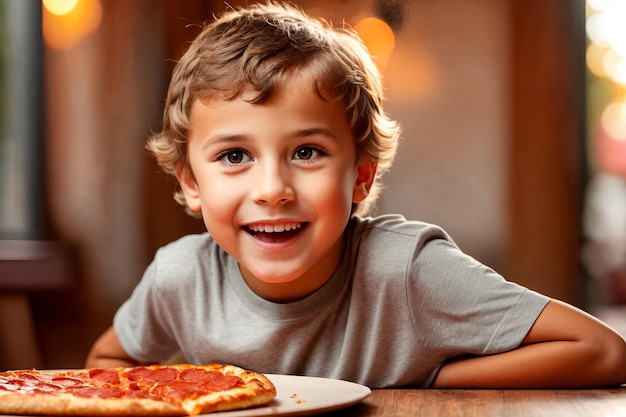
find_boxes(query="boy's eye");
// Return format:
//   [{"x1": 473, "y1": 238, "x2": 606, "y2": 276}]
[
  {"x1": 218, "y1": 150, "x2": 251, "y2": 164},
  {"x1": 293, "y1": 146, "x2": 321, "y2": 161}
]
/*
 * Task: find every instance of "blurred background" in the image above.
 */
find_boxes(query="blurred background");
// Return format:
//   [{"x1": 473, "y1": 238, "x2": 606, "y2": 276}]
[{"x1": 0, "y1": 0, "x2": 624, "y2": 370}]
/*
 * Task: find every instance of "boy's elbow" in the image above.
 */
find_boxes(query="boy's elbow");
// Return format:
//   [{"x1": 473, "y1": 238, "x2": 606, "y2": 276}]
[
  {"x1": 606, "y1": 336, "x2": 626, "y2": 386},
  {"x1": 85, "y1": 326, "x2": 140, "y2": 369},
  {"x1": 589, "y1": 331, "x2": 626, "y2": 387}
]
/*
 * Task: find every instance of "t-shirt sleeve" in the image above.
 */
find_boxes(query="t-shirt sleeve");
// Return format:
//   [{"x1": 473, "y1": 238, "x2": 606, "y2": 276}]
[
  {"x1": 408, "y1": 236, "x2": 550, "y2": 360},
  {"x1": 113, "y1": 256, "x2": 181, "y2": 362}
]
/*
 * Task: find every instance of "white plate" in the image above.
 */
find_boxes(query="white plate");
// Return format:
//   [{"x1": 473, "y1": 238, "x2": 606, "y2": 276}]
[{"x1": 201, "y1": 374, "x2": 371, "y2": 416}]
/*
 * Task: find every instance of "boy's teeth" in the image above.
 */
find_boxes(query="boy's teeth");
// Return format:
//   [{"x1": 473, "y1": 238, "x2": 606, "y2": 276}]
[{"x1": 251, "y1": 223, "x2": 302, "y2": 233}]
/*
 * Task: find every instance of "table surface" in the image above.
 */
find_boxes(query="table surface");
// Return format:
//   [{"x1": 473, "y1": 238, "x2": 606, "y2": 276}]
[{"x1": 321, "y1": 387, "x2": 626, "y2": 417}]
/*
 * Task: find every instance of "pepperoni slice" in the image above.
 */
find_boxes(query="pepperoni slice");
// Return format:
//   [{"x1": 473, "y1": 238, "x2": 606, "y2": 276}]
[
  {"x1": 88, "y1": 368, "x2": 120, "y2": 384},
  {"x1": 179, "y1": 369, "x2": 243, "y2": 390},
  {"x1": 32, "y1": 383, "x2": 63, "y2": 393},
  {"x1": 2, "y1": 380, "x2": 29, "y2": 389},
  {"x1": 124, "y1": 367, "x2": 178, "y2": 384},
  {"x1": 202, "y1": 372, "x2": 243, "y2": 391},
  {"x1": 72, "y1": 386, "x2": 125, "y2": 398},
  {"x1": 151, "y1": 373, "x2": 244, "y2": 404},
  {"x1": 51, "y1": 377, "x2": 85, "y2": 387},
  {"x1": 151, "y1": 381, "x2": 208, "y2": 402},
  {"x1": 15, "y1": 373, "x2": 39, "y2": 382},
  {"x1": 0, "y1": 378, "x2": 62, "y2": 394},
  {"x1": 179, "y1": 368, "x2": 211, "y2": 382}
]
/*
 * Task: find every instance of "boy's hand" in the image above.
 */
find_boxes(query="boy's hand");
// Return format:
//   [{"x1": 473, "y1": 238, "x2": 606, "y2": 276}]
[
  {"x1": 432, "y1": 300, "x2": 626, "y2": 388},
  {"x1": 85, "y1": 326, "x2": 143, "y2": 369}
]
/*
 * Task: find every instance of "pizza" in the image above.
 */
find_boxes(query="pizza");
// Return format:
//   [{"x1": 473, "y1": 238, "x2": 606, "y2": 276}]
[{"x1": 0, "y1": 363, "x2": 276, "y2": 416}]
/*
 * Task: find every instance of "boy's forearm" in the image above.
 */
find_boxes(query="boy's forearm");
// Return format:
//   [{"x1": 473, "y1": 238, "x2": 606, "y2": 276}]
[
  {"x1": 432, "y1": 339, "x2": 626, "y2": 388},
  {"x1": 432, "y1": 300, "x2": 626, "y2": 388},
  {"x1": 85, "y1": 326, "x2": 142, "y2": 369},
  {"x1": 85, "y1": 354, "x2": 140, "y2": 369}
]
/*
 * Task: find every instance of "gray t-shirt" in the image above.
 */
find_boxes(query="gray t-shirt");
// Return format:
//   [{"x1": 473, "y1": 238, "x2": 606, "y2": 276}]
[{"x1": 114, "y1": 214, "x2": 549, "y2": 388}]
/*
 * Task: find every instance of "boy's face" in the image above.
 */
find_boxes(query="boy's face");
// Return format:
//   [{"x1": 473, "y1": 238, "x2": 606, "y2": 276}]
[{"x1": 177, "y1": 75, "x2": 375, "y2": 302}]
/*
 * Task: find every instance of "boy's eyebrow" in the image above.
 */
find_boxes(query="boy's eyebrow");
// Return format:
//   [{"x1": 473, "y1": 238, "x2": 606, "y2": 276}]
[
  {"x1": 201, "y1": 133, "x2": 249, "y2": 148},
  {"x1": 201, "y1": 127, "x2": 340, "y2": 147},
  {"x1": 293, "y1": 127, "x2": 339, "y2": 142}
]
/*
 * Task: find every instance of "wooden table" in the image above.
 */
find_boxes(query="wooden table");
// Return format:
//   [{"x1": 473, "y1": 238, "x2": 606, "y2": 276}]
[{"x1": 322, "y1": 387, "x2": 626, "y2": 417}]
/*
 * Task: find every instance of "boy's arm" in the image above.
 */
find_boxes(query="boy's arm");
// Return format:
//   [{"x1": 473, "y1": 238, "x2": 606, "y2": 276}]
[
  {"x1": 431, "y1": 299, "x2": 626, "y2": 388},
  {"x1": 85, "y1": 326, "x2": 144, "y2": 369}
]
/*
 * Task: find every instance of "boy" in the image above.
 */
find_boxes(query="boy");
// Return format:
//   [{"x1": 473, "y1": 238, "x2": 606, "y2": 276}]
[{"x1": 87, "y1": 2, "x2": 626, "y2": 388}]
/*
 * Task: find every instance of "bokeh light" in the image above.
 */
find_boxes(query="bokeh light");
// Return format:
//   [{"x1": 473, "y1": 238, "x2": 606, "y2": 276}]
[
  {"x1": 586, "y1": 1, "x2": 626, "y2": 85},
  {"x1": 587, "y1": 43, "x2": 609, "y2": 78},
  {"x1": 601, "y1": 101, "x2": 626, "y2": 141},
  {"x1": 354, "y1": 17, "x2": 395, "y2": 75},
  {"x1": 603, "y1": 48, "x2": 626, "y2": 84},
  {"x1": 586, "y1": 0, "x2": 626, "y2": 173},
  {"x1": 43, "y1": 0, "x2": 79, "y2": 16},
  {"x1": 42, "y1": 0, "x2": 102, "y2": 50}
]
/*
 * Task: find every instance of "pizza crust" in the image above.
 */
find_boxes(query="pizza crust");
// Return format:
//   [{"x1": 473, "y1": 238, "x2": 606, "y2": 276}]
[
  {"x1": 0, "y1": 392, "x2": 184, "y2": 416},
  {"x1": 182, "y1": 388, "x2": 277, "y2": 415}
]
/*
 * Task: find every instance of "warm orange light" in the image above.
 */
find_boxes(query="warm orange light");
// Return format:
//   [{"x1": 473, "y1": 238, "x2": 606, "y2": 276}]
[
  {"x1": 384, "y1": 45, "x2": 434, "y2": 102},
  {"x1": 595, "y1": 106, "x2": 626, "y2": 176},
  {"x1": 587, "y1": 43, "x2": 609, "y2": 78},
  {"x1": 43, "y1": 0, "x2": 79, "y2": 16},
  {"x1": 354, "y1": 17, "x2": 395, "y2": 75},
  {"x1": 42, "y1": 0, "x2": 102, "y2": 50},
  {"x1": 602, "y1": 49, "x2": 626, "y2": 85},
  {"x1": 601, "y1": 101, "x2": 626, "y2": 141}
]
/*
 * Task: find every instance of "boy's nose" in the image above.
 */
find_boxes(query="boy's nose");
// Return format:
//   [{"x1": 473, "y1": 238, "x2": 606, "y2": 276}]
[{"x1": 251, "y1": 162, "x2": 295, "y2": 205}]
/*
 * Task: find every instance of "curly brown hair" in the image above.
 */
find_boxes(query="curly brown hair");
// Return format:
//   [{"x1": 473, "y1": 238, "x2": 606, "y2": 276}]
[{"x1": 146, "y1": 1, "x2": 401, "y2": 217}]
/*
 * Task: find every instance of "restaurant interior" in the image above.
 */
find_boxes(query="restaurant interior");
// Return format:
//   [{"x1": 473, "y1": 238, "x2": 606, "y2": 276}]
[{"x1": 1, "y1": 0, "x2": 625, "y2": 373}]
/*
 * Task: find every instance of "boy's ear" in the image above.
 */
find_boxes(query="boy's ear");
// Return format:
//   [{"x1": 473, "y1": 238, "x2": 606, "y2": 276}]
[
  {"x1": 175, "y1": 163, "x2": 202, "y2": 213},
  {"x1": 352, "y1": 161, "x2": 377, "y2": 203}
]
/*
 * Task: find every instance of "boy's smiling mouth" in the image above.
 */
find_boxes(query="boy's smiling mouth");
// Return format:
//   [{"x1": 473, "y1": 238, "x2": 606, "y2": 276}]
[{"x1": 244, "y1": 222, "x2": 306, "y2": 243}]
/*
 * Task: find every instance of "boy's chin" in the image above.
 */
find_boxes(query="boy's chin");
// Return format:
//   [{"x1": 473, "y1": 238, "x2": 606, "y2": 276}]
[
  {"x1": 239, "y1": 268, "x2": 318, "y2": 302},
  {"x1": 240, "y1": 262, "x2": 294, "y2": 279},
  {"x1": 245, "y1": 271, "x2": 303, "y2": 285}
]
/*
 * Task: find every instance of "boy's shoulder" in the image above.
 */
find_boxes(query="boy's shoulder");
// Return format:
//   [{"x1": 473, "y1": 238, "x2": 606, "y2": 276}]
[
  {"x1": 151, "y1": 233, "x2": 223, "y2": 273},
  {"x1": 161, "y1": 232, "x2": 212, "y2": 246},
  {"x1": 145, "y1": 233, "x2": 237, "y2": 292},
  {"x1": 157, "y1": 233, "x2": 214, "y2": 256},
  {"x1": 348, "y1": 214, "x2": 457, "y2": 268}
]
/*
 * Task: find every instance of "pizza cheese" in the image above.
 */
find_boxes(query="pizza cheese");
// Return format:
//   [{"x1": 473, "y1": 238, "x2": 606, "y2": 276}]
[{"x1": 0, "y1": 364, "x2": 276, "y2": 416}]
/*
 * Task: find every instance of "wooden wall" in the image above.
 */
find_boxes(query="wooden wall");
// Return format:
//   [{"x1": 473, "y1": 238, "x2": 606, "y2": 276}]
[{"x1": 508, "y1": 0, "x2": 585, "y2": 303}]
